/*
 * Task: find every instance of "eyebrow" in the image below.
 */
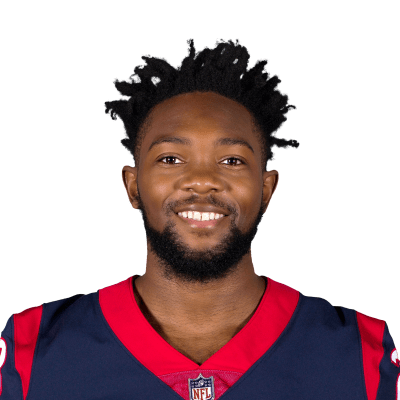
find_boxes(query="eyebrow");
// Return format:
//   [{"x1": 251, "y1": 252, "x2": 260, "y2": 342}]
[{"x1": 148, "y1": 136, "x2": 254, "y2": 153}]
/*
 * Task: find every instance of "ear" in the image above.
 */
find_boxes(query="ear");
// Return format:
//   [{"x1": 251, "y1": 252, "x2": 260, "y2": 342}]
[
  {"x1": 122, "y1": 166, "x2": 140, "y2": 209},
  {"x1": 261, "y1": 170, "x2": 279, "y2": 213}
]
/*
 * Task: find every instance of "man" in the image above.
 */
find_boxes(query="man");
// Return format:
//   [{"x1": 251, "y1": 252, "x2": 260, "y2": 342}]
[{"x1": 0, "y1": 40, "x2": 398, "y2": 399}]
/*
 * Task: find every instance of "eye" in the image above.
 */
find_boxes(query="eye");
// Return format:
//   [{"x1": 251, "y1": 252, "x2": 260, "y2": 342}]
[
  {"x1": 220, "y1": 157, "x2": 246, "y2": 167},
  {"x1": 158, "y1": 156, "x2": 184, "y2": 164}
]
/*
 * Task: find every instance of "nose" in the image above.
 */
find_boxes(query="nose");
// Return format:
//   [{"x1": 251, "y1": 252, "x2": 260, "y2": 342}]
[{"x1": 181, "y1": 164, "x2": 225, "y2": 193}]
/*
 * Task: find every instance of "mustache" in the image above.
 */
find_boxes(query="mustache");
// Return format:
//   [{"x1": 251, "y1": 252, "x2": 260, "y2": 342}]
[{"x1": 168, "y1": 195, "x2": 235, "y2": 214}]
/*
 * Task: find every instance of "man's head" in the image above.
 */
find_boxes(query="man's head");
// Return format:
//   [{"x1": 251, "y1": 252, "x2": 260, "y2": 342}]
[
  {"x1": 105, "y1": 40, "x2": 298, "y2": 283},
  {"x1": 122, "y1": 92, "x2": 278, "y2": 282}
]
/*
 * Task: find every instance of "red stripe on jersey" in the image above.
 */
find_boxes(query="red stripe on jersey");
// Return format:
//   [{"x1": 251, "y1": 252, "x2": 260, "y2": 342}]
[
  {"x1": 356, "y1": 312, "x2": 385, "y2": 400},
  {"x1": 99, "y1": 276, "x2": 299, "y2": 376},
  {"x1": 14, "y1": 305, "x2": 43, "y2": 400}
]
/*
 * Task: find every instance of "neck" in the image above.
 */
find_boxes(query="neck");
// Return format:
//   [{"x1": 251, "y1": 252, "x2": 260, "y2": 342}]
[{"x1": 134, "y1": 253, "x2": 266, "y2": 330}]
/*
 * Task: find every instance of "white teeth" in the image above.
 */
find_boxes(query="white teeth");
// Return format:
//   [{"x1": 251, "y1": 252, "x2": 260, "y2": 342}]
[{"x1": 178, "y1": 211, "x2": 225, "y2": 221}]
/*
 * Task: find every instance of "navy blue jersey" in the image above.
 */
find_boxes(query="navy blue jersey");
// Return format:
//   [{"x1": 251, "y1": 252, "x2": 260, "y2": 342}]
[{"x1": 0, "y1": 276, "x2": 398, "y2": 399}]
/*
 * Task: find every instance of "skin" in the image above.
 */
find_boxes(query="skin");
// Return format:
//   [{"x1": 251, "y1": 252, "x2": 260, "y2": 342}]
[{"x1": 122, "y1": 91, "x2": 279, "y2": 364}]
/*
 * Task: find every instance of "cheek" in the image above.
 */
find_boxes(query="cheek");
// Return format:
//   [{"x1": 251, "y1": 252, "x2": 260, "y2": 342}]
[
  {"x1": 233, "y1": 179, "x2": 263, "y2": 226},
  {"x1": 138, "y1": 171, "x2": 173, "y2": 220},
  {"x1": 146, "y1": 173, "x2": 172, "y2": 197}
]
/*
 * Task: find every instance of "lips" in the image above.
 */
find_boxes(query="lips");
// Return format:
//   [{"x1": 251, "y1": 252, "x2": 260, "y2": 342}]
[
  {"x1": 176, "y1": 212, "x2": 226, "y2": 228},
  {"x1": 174, "y1": 204, "x2": 229, "y2": 217}
]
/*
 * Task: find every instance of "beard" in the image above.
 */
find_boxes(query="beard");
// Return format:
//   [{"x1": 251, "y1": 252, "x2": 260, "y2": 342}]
[{"x1": 136, "y1": 190, "x2": 264, "y2": 283}]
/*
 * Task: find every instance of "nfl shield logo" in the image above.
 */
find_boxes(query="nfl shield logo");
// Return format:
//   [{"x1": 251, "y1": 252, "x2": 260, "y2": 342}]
[{"x1": 188, "y1": 373, "x2": 215, "y2": 400}]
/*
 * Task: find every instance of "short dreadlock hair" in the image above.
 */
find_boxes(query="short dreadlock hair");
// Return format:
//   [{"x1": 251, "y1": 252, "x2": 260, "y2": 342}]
[{"x1": 105, "y1": 39, "x2": 299, "y2": 169}]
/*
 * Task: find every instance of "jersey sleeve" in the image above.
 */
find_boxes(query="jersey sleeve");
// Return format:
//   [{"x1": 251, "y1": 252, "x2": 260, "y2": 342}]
[
  {"x1": 0, "y1": 316, "x2": 23, "y2": 399},
  {"x1": 356, "y1": 312, "x2": 399, "y2": 400},
  {"x1": 376, "y1": 323, "x2": 400, "y2": 400},
  {"x1": 0, "y1": 305, "x2": 43, "y2": 400}
]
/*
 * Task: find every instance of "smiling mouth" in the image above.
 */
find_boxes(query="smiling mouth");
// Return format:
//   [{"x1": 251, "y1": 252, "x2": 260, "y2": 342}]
[{"x1": 176, "y1": 214, "x2": 227, "y2": 228}]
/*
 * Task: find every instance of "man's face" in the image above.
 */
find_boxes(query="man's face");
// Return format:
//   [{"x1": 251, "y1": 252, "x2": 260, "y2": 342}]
[{"x1": 124, "y1": 92, "x2": 277, "y2": 282}]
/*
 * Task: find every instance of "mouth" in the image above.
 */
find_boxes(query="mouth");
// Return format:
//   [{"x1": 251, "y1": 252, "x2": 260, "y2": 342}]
[{"x1": 175, "y1": 214, "x2": 227, "y2": 229}]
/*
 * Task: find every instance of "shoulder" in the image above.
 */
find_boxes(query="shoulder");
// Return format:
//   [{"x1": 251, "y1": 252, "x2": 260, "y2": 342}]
[{"x1": 1, "y1": 291, "x2": 97, "y2": 357}]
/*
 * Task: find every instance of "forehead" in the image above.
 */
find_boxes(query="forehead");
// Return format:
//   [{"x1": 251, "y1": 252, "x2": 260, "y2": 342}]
[{"x1": 139, "y1": 92, "x2": 261, "y2": 154}]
